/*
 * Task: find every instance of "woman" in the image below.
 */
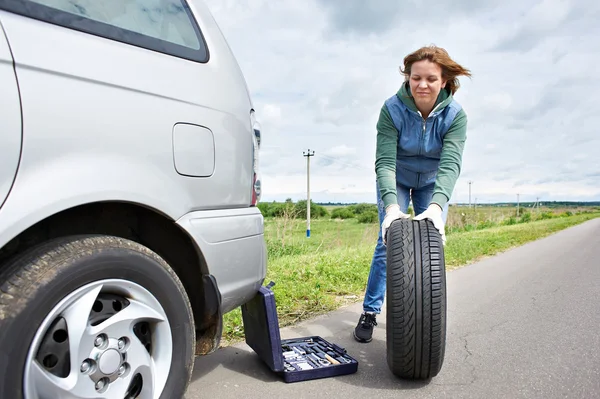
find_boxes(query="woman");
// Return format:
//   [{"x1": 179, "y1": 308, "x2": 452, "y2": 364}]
[{"x1": 354, "y1": 45, "x2": 471, "y2": 343}]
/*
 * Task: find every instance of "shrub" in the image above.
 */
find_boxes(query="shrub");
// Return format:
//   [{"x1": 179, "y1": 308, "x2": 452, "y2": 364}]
[
  {"x1": 463, "y1": 224, "x2": 476, "y2": 231},
  {"x1": 348, "y1": 203, "x2": 378, "y2": 215},
  {"x1": 259, "y1": 200, "x2": 328, "y2": 219},
  {"x1": 357, "y1": 210, "x2": 378, "y2": 224},
  {"x1": 257, "y1": 202, "x2": 270, "y2": 216},
  {"x1": 477, "y1": 220, "x2": 496, "y2": 230},
  {"x1": 503, "y1": 216, "x2": 517, "y2": 226},
  {"x1": 520, "y1": 212, "x2": 531, "y2": 223},
  {"x1": 257, "y1": 202, "x2": 279, "y2": 217},
  {"x1": 331, "y1": 207, "x2": 355, "y2": 219},
  {"x1": 258, "y1": 201, "x2": 298, "y2": 218},
  {"x1": 294, "y1": 200, "x2": 328, "y2": 219}
]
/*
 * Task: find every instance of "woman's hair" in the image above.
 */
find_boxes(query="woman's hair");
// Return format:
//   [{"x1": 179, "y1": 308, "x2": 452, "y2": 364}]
[{"x1": 400, "y1": 45, "x2": 472, "y2": 94}]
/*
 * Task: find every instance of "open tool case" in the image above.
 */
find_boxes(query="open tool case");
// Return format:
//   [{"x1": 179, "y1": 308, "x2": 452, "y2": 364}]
[{"x1": 241, "y1": 282, "x2": 359, "y2": 383}]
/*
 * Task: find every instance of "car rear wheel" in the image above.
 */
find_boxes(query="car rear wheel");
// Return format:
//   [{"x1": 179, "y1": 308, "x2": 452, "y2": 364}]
[
  {"x1": 0, "y1": 235, "x2": 195, "y2": 399},
  {"x1": 385, "y1": 218, "x2": 447, "y2": 380}
]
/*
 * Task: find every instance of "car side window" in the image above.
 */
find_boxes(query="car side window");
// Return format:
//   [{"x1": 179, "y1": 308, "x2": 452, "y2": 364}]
[{"x1": 1, "y1": 0, "x2": 208, "y2": 62}]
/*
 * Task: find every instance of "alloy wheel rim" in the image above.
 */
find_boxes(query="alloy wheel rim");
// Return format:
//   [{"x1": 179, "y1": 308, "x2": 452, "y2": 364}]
[{"x1": 23, "y1": 279, "x2": 172, "y2": 399}]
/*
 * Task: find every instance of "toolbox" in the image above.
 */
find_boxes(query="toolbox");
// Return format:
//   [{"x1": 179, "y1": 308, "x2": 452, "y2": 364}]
[{"x1": 241, "y1": 281, "x2": 359, "y2": 383}]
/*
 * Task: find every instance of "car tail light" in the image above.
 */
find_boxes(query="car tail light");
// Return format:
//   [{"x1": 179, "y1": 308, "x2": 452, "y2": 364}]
[{"x1": 250, "y1": 110, "x2": 261, "y2": 206}]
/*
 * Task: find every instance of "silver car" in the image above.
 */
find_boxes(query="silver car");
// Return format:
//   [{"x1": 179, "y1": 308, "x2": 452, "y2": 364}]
[{"x1": 0, "y1": 0, "x2": 266, "y2": 397}]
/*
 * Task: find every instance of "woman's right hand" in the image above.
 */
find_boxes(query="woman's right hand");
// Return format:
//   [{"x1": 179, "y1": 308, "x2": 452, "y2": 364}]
[{"x1": 382, "y1": 204, "x2": 410, "y2": 245}]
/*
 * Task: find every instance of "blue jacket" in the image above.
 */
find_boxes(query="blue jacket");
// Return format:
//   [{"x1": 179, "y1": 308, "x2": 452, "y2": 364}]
[{"x1": 384, "y1": 94, "x2": 462, "y2": 189}]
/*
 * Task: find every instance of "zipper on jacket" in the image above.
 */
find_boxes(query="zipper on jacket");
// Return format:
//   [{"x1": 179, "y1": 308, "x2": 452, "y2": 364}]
[
  {"x1": 417, "y1": 114, "x2": 426, "y2": 156},
  {"x1": 416, "y1": 101, "x2": 444, "y2": 156},
  {"x1": 420, "y1": 120, "x2": 425, "y2": 155}
]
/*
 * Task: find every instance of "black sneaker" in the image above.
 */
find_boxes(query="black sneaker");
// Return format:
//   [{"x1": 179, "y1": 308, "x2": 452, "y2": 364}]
[{"x1": 353, "y1": 312, "x2": 377, "y2": 343}]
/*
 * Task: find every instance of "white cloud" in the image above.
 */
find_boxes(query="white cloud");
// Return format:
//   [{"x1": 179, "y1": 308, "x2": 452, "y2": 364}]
[
  {"x1": 482, "y1": 93, "x2": 513, "y2": 111},
  {"x1": 327, "y1": 145, "x2": 356, "y2": 157},
  {"x1": 204, "y1": 0, "x2": 600, "y2": 204},
  {"x1": 261, "y1": 104, "x2": 282, "y2": 122},
  {"x1": 528, "y1": 0, "x2": 571, "y2": 30}
]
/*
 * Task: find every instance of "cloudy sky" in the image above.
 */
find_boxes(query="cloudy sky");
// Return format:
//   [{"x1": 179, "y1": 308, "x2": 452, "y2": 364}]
[{"x1": 203, "y1": 0, "x2": 599, "y2": 205}]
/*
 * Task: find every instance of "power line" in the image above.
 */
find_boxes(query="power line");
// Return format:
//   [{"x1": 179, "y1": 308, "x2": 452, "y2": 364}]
[{"x1": 317, "y1": 153, "x2": 372, "y2": 172}]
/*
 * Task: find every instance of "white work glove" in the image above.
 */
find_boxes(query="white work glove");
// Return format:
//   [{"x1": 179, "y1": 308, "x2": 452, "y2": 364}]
[
  {"x1": 414, "y1": 203, "x2": 446, "y2": 245},
  {"x1": 382, "y1": 204, "x2": 410, "y2": 245}
]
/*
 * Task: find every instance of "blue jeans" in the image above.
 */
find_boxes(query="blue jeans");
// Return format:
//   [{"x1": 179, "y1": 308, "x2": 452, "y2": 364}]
[{"x1": 362, "y1": 182, "x2": 449, "y2": 314}]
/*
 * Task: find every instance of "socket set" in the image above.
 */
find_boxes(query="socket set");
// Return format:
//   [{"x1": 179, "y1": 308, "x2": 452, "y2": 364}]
[
  {"x1": 241, "y1": 282, "x2": 359, "y2": 383},
  {"x1": 281, "y1": 337, "x2": 355, "y2": 372}
]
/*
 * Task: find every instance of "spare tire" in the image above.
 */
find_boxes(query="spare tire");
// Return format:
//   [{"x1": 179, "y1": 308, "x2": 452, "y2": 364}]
[{"x1": 385, "y1": 218, "x2": 447, "y2": 380}]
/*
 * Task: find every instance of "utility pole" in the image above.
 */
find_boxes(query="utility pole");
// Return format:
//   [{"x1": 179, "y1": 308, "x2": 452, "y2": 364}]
[
  {"x1": 516, "y1": 193, "x2": 520, "y2": 217},
  {"x1": 468, "y1": 181, "x2": 472, "y2": 208},
  {"x1": 303, "y1": 149, "x2": 315, "y2": 238}
]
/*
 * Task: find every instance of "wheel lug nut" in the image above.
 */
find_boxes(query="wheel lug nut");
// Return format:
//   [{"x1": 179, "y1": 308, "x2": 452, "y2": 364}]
[
  {"x1": 95, "y1": 379, "x2": 105, "y2": 391},
  {"x1": 118, "y1": 364, "x2": 126, "y2": 376},
  {"x1": 118, "y1": 339, "x2": 126, "y2": 350},
  {"x1": 94, "y1": 335, "x2": 105, "y2": 348},
  {"x1": 80, "y1": 360, "x2": 91, "y2": 373}
]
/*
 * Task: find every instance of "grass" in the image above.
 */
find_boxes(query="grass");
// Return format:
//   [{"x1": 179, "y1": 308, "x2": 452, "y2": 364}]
[
  {"x1": 219, "y1": 207, "x2": 600, "y2": 346},
  {"x1": 444, "y1": 214, "x2": 599, "y2": 268}
]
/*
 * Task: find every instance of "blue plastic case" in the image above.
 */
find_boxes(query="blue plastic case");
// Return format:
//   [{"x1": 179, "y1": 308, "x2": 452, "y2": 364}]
[{"x1": 241, "y1": 282, "x2": 359, "y2": 383}]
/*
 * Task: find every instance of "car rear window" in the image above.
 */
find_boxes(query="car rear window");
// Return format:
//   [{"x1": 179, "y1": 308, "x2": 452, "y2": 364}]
[{"x1": 1, "y1": 0, "x2": 209, "y2": 62}]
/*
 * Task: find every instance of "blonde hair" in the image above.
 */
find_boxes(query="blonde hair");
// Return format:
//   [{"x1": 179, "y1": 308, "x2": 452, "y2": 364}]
[{"x1": 400, "y1": 45, "x2": 472, "y2": 94}]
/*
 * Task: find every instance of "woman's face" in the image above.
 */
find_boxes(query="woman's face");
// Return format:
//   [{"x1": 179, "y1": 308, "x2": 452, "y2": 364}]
[{"x1": 409, "y1": 60, "x2": 447, "y2": 109}]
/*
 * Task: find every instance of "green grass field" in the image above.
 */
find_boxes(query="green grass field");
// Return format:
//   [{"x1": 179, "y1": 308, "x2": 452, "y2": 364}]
[{"x1": 219, "y1": 205, "x2": 600, "y2": 345}]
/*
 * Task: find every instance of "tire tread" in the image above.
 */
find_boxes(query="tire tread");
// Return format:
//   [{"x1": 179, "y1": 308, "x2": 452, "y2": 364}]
[{"x1": 386, "y1": 219, "x2": 447, "y2": 380}]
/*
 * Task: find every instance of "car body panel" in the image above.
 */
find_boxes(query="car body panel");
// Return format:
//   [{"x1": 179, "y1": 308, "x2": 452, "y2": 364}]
[
  {"x1": 177, "y1": 208, "x2": 267, "y2": 313},
  {"x1": 0, "y1": 0, "x2": 266, "y2": 315},
  {"x1": 0, "y1": 21, "x2": 22, "y2": 210}
]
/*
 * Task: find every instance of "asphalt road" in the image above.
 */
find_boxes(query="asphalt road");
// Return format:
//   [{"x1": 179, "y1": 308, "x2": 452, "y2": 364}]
[{"x1": 185, "y1": 218, "x2": 600, "y2": 399}]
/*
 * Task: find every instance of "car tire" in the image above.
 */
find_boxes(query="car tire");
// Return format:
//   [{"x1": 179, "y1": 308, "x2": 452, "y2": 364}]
[
  {"x1": 385, "y1": 218, "x2": 447, "y2": 380},
  {"x1": 0, "y1": 235, "x2": 196, "y2": 399}
]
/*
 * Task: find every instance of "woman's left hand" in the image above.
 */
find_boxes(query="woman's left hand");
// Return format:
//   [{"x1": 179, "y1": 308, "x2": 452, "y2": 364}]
[{"x1": 414, "y1": 204, "x2": 446, "y2": 245}]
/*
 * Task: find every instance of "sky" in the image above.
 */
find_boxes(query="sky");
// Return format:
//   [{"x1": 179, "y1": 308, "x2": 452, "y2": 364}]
[{"x1": 202, "y1": 0, "x2": 600, "y2": 205}]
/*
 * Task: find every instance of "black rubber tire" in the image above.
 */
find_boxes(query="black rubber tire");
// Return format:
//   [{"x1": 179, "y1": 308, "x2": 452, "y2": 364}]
[
  {"x1": 385, "y1": 218, "x2": 447, "y2": 380},
  {"x1": 0, "y1": 235, "x2": 196, "y2": 399}
]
